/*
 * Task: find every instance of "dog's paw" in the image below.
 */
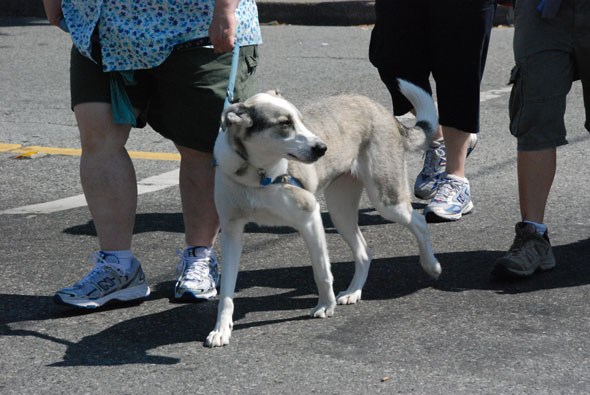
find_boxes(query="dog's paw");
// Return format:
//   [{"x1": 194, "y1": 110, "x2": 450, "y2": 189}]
[
  {"x1": 336, "y1": 290, "x2": 362, "y2": 305},
  {"x1": 422, "y1": 259, "x2": 442, "y2": 280},
  {"x1": 310, "y1": 302, "x2": 335, "y2": 318},
  {"x1": 205, "y1": 329, "x2": 232, "y2": 348}
]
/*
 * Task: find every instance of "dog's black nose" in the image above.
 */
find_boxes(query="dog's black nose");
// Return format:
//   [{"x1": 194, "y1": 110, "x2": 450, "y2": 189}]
[{"x1": 312, "y1": 143, "x2": 327, "y2": 158}]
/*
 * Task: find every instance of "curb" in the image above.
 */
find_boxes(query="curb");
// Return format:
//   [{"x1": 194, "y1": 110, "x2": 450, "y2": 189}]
[
  {"x1": 258, "y1": 1, "x2": 375, "y2": 26},
  {"x1": 0, "y1": 0, "x2": 45, "y2": 18},
  {"x1": 0, "y1": 0, "x2": 513, "y2": 26}
]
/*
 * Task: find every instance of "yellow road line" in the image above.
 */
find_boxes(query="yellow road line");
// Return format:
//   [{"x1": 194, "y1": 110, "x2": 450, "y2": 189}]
[{"x1": 0, "y1": 143, "x2": 180, "y2": 161}]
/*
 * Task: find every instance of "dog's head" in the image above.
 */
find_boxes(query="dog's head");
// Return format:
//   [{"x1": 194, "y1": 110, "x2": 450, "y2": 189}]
[{"x1": 221, "y1": 92, "x2": 327, "y2": 165}]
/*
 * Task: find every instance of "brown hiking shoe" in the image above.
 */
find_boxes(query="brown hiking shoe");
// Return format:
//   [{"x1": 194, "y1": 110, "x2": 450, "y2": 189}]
[{"x1": 491, "y1": 222, "x2": 556, "y2": 279}]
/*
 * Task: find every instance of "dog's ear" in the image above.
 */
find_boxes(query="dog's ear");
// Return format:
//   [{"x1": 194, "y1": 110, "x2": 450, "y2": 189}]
[
  {"x1": 265, "y1": 89, "x2": 283, "y2": 98},
  {"x1": 222, "y1": 103, "x2": 253, "y2": 130}
]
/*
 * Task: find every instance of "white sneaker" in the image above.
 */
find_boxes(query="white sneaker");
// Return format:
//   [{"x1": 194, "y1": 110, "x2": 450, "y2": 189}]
[
  {"x1": 423, "y1": 174, "x2": 474, "y2": 222},
  {"x1": 54, "y1": 252, "x2": 150, "y2": 308},
  {"x1": 174, "y1": 247, "x2": 219, "y2": 301},
  {"x1": 414, "y1": 134, "x2": 478, "y2": 200}
]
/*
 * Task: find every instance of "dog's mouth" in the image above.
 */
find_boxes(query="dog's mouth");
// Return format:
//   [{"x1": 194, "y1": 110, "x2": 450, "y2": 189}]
[
  {"x1": 288, "y1": 152, "x2": 320, "y2": 164},
  {"x1": 288, "y1": 153, "x2": 312, "y2": 163}
]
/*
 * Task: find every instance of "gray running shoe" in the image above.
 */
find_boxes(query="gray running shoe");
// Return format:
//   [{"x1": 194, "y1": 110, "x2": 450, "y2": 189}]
[
  {"x1": 491, "y1": 222, "x2": 556, "y2": 279},
  {"x1": 414, "y1": 134, "x2": 478, "y2": 200},
  {"x1": 174, "y1": 247, "x2": 219, "y2": 301},
  {"x1": 54, "y1": 252, "x2": 150, "y2": 308}
]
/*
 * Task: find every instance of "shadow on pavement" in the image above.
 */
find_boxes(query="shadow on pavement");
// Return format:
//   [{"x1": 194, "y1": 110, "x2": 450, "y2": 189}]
[
  {"x1": 62, "y1": 206, "x2": 428, "y2": 237},
  {"x1": 1, "y1": 237, "x2": 588, "y2": 366}
]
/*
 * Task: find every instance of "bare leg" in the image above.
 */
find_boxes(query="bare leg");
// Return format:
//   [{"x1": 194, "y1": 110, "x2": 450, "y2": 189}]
[
  {"x1": 76, "y1": 102, "x2": 136, "y2": 251},
  {"x1": 441, "y1": 125, "x2": 471, "y2": 178},
  {"x1": 432, "y1": 125, "x2": 443, "y2": 141},
  {"x1": 175, "y1": 145, "x2": 220, "y2": 247},
  {"x1": 517, "y1": 148, "x2": 556, "y2": 224}
]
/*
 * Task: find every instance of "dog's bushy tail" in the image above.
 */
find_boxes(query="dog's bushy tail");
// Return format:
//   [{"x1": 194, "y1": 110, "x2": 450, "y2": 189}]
[{"x1": 397, "y1": 79, "x2": 438, "y2": 152}]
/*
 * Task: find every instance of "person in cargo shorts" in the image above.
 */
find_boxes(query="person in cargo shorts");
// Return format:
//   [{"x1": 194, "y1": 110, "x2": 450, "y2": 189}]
[{"x1": 492, "y1": 0, "x2": 590, "y2": 279}]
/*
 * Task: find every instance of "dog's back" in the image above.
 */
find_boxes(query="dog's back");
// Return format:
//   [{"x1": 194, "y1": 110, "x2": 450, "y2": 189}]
[{"x1": 288, "y1": 83, "x2": 437, "y2": 194}]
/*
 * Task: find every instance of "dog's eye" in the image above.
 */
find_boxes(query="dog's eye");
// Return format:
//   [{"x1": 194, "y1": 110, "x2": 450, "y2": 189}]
[{"x1": 277, "y1": 117, "x2": 292, "y2": 127}]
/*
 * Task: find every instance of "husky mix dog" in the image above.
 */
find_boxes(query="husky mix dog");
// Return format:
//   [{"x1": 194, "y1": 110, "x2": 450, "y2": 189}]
[{"x1": 206, "y1": 79, "x2": 442, "y2": 347}]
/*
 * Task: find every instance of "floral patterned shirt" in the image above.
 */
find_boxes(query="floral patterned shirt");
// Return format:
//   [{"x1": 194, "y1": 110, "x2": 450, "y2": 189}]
[{"x1": 62, "y1": 0, "x2": 262, "y2": 72}]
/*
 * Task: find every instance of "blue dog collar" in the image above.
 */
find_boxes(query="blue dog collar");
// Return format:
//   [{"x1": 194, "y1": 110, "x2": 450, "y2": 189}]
[{"x1": 260, "y1": 174, "x2": 303, "y2": 188}]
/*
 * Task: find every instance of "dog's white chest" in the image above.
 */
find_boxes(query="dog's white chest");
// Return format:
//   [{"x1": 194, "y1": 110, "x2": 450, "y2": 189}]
[{"x1": 215, "y1": 173, "x2": 317, "y2": 229}]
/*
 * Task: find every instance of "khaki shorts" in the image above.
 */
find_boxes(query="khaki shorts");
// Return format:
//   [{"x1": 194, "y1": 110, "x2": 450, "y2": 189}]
[
  {"x1": 509, "y1": 0, "x2": 590, "y2": 151},
  {"x1": 70, "y1": 42, "x2": 259, "y2": 152}
]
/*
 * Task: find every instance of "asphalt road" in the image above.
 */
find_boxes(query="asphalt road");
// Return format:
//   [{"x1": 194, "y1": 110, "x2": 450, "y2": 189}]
[{"x1": 1, "y1": 17, "x2": 590, "y2": 394}]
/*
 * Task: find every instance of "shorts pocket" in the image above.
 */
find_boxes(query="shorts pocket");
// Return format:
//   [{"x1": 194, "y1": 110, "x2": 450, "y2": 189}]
[
  {"x1": 236, "y1": 46, "x2": 259, "y2": 100},
  {"x1": 243, "y1": 46, "x2": 258, "y2": 77},
  {"x1": 508, "y1": 65, "x2": 525, "y2": 138}
]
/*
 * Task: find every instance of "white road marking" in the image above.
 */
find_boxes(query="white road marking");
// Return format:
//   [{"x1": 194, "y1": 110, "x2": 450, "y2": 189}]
[
  {"x1": 1, "y1": 87, "x2": 512, "y2": 215},
  {"x1": 480, "y1": 86, "x2": 512, "y2": 101},
  {"x1": 1, "y1": 169, "x2": 180, "y2": 215}
]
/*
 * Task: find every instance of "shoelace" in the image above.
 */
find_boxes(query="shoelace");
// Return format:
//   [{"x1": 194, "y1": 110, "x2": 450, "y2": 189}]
[
  {"x1": 421, "y1": 145, "x2": 446, "y2": 176},
  {"x1": 77, "y1": 252, "x2": 127, "y2": 286},
  {"x1": 508, "y1": 235, "x2": 526, "y2": 255},
  {"x1": 176, "y1": 250, "x2": 213, "y2": 282},
  {"x1": 508, "y1": 229, "x2": 540, "y2": 255},
  {"x1": 432, "y1": 178, "x2": 463, "y2": 202}
]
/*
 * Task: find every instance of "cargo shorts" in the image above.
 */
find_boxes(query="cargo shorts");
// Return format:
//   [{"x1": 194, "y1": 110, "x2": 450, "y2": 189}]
[
  {"x1": 70, "y1": 41, "x2": 259, "y2": 152},
  {"x1": 509, "y1": 0, "x2": 590, "y2": 151}
]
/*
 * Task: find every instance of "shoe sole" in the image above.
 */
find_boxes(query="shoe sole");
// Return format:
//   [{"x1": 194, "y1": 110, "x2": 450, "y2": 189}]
[
  {"x1": 173, "y1": 287, "x2": 217, "y2": 302},
  {"x1": 53, "y1": 284, "x2": 151, "y2": 309},
  {"x1": 491, "y1": 259, "x2": 556, "y2": 279},
  {"x1": 424, "y1": 200, "x2": 474, "y2": 223}
]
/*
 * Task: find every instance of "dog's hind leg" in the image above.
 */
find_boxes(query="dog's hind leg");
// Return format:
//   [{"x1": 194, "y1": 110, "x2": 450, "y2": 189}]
[
  {"x1": 324, "y1": 174, "x2": 372, "y2": 305},
  {"x1": 358, "y1": 150, "x2": 442, "y2": 279},
  {"x1": 206, "y1": 220, "x2": 246, "y2": 347},
  {"x1": 372, "y1": 198, "x2": 442, "y2": 279},
  {"x1": 295, "y1": 204, "x2": 337, "y2": 318}
]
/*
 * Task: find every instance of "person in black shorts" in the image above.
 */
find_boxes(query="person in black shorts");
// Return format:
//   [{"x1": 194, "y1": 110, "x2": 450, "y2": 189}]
[{"x1": 369, "y1": 0, "x2": 497, "y2": 222}]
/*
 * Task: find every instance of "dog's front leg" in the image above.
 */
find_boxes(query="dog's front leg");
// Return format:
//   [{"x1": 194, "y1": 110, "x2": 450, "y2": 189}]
[
  {"x1": 206, "y1": 221, "x2": 244, "y2": 347},
  {"x1": 298, "y1": 207, "x2": 337, "y2": 318}
]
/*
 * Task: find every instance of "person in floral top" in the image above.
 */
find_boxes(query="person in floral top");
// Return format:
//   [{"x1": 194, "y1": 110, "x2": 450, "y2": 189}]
[{"x1": 43, "y1": 0, "x2": 262, "y2": 308}]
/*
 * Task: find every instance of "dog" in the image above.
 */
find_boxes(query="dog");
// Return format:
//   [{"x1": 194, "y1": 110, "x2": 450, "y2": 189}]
[{"x1": 206, "y1": 79, "x2": 442, "y2": 347}]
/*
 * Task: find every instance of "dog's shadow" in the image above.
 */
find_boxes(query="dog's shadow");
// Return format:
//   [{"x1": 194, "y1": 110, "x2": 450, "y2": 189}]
[{"x1": 2, "y1": 237, "x2": 588, "y2": 366}]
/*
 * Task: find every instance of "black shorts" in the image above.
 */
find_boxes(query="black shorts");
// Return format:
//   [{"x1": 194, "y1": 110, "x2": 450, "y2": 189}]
[
  {"x1": 369, "y1": 0, "x2": 496, "y2": 133},
  {"x1": 70, "y1": 42, "x2": 259, "y2": 152}
]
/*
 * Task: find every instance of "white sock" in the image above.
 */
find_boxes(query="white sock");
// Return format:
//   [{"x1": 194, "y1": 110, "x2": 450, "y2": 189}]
[
  {"x1": 431, "y1": 138, "x2": 444, "y2": 147},
  {"x1": 445, "y1": 173, "x2": 468, "y2": 183},
  {"x1": 184, "y1": 245, "x2": 213, "y2": 257},
  {"x1": 523, "y1": 220, "x2": 547, "y2": 235},
  {"x1": 101, "y1": 249, "x2": 134, "y2": 271}
]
